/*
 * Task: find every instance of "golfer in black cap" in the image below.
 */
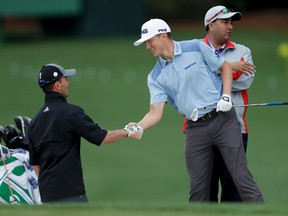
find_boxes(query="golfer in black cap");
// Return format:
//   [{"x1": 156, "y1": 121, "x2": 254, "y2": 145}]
[{"x1": 28, "y1": 63, "x2": 139, "y2": 203}]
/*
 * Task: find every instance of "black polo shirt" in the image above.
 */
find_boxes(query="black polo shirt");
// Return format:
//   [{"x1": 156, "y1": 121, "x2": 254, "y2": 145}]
[{"x1": 28, "y1": 92, "x2": 108, "y2": 202}]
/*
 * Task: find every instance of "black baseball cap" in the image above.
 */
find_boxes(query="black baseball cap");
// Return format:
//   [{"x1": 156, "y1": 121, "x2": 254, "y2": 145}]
[{"x1": 38, "y1": 63, "x2": 76, "y2": 88}]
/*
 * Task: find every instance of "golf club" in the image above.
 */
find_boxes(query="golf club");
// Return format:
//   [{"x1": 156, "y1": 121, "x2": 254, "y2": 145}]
[
  {"x1": 191, "y1": 101, "x2": 288, "y2": 121},
  {"x1": 0, "y1": 126, "x2": 4, "y2": 139}
]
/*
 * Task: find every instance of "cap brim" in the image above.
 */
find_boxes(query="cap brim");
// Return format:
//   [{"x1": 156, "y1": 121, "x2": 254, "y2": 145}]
[
  {"x1": 218, "y1": 12, "x2": 242, "y2": 21},
  {"x1": 63, "y1": 69, "x2": 76, "y2": 77},
  {"x1": 133, "y1": 34, "x2": 156, "y2": 46}
]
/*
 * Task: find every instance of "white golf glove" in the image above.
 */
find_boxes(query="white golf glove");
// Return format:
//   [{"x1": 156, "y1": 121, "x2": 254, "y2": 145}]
[
  {"x1": 124, "y1": 124, "x2": 144, "y2": 140},
  {"x1": 190, "y1": 108, "x2": 199, "y2": 121},
  {"x1": 216, "y1": 94, "x2": 232, "y2": 112}
]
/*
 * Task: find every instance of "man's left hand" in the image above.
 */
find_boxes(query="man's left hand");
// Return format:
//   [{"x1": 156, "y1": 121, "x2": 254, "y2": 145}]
[{"x1": 216, "y1": 94, "x2": 232, "y2": 112}]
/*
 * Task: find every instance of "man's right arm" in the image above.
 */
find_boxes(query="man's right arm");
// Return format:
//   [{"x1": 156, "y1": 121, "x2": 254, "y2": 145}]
[
  {"x1": 101, "y1": 129, "x2": 128, "y2": 144},
  {"x1": 128, "y1": 102, "x2": 165, "y2": 139}
]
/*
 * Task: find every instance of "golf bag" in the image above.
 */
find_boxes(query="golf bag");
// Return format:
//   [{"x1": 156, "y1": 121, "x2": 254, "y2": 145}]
[{"x1": 0, "y1": 116, "x2": 41, "y2": 204}]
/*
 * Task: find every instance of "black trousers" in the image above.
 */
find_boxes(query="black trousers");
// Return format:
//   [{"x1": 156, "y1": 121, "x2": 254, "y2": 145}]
[{"x1": 44, "y1": 194, "x2": 88, "y2": 204}]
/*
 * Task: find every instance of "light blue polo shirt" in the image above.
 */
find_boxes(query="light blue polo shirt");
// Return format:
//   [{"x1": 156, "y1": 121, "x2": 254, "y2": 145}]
[{"x1": 147, "y1": 39, "x2": 225, "y2": 119}]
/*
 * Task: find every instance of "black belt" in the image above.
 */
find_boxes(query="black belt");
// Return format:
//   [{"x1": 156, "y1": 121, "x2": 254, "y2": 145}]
[{"x1": 196, "y1": 109, "x2": 218, "y2": 122}]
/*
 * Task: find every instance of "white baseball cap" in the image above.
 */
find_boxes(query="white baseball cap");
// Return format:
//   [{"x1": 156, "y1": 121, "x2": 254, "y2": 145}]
[
  {"x1": 133, "y1": 18, "x2": 171, "y2": 46},
  {"x1": 204, "y1": 5, "x2": 242, "y2": 28}
]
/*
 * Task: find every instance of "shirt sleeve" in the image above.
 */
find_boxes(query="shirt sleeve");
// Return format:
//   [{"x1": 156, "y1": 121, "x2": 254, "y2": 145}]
[
  {"x1": 28, "y1": 133, "x2": 39, "y2": 165},
  {"x1": 199, "y1": 41, "x2": 225, "y2": 71},
  {"x1": 148, "y1": 75, "x2": 168, "y2": 104},
  {"x1": 72, "y1": 107, "x2": 108, "y2": 145},
  {"x1": 231, "y1": 45, "x2": 255, "y2": 91}
]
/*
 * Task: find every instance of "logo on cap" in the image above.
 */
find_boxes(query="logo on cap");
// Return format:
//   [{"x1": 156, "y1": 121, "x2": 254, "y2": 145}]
[
  {"x1": 158, "y1": 28, "x2": 167, "y2": 33},
  {"x1": 142, "y1": 29, "x2": 148, "y2": 34}
]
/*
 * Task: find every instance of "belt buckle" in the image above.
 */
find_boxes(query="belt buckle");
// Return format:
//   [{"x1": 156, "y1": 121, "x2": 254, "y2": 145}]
[{"x1": 201, "y1": 112, "x2": 211, "y2": 121}]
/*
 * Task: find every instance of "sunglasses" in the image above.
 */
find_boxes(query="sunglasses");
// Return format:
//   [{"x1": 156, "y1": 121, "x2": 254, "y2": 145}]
[{"x1": 207, "y1": 8, "x2": 233, "y2": 23}]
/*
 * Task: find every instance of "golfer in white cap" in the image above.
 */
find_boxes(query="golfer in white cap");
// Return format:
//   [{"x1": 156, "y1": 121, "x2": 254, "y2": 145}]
[
  {"x1": 128, "y1": 18, "x2": 264, "y2": 202},
  {"x1": 182, "y1": 5, "x2": 257, "y2": 202}
]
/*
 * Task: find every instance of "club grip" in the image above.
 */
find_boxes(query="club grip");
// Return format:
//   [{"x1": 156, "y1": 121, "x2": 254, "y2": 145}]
[{"x1": 268, "y1": 102, "x2": 288, "y2": 106}]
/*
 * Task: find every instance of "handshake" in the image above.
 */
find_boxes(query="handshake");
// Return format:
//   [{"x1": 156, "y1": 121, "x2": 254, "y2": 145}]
[{"x1": 123, "y1": 123, "x2": 144, "y2": 140}]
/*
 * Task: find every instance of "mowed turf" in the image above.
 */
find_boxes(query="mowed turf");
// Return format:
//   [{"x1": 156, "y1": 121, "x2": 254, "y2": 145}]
[
  {"x1": 1, "y1": 26, "x2": 288, "y2": 214},
  {"x1": 1, "y1": 203, "x2": 288, "y2": 216}
]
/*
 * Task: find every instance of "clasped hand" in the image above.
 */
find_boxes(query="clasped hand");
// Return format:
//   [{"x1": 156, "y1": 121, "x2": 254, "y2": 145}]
[{"x1": 124, "y1": 123, "x2": 144, "y2": 140}]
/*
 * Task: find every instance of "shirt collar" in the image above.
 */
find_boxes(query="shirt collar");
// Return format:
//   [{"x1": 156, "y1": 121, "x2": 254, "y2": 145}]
[
  {"x1": 159, "y1": 41, "x2": 182, "y2": 67},
  {"x1": 45, "y1": 91, "x2": 67, "y2": 103},
  {"x1": 203, "y1": 35, "x2": 235, "y2": 50}
]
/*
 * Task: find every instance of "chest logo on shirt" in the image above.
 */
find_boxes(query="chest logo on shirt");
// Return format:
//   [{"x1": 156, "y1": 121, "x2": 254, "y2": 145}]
[
  {"x1": 184, "y1": 62, "x2": 196, "y2": 70},
  {"x1": 43, "y1": 106, "x2": 49, "y2": 112}
]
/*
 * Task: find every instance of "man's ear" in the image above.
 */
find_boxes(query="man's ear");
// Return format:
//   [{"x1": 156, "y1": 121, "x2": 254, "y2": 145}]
[
  {"x1": 209, "y1": 23, "x2": 214, "y2": 32},
  {"x1": 54, "y1": 80, "x2": 61, "y2": 89}
]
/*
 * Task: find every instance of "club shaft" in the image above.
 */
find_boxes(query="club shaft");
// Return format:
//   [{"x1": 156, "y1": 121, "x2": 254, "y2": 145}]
[
  {"x1": 234, "y1": 102, "x2": 288, "y2": 107},
  {"x1": 203, "y1": 101, "x2": 288, "y2": 109}
]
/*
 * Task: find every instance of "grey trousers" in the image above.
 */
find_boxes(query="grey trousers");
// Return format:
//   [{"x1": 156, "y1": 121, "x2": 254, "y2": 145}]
[{"x1": 185, "y1": 108, "x2": 264, "y2": 203}]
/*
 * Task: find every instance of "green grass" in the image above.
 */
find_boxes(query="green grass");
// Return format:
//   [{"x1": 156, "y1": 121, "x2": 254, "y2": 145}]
[
  {"x1": 1, "y1": 203, "x2": 288, "y2": 216},
  {"x1": 1, "y1": 26, "x2": 288, "y2": 214}
]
